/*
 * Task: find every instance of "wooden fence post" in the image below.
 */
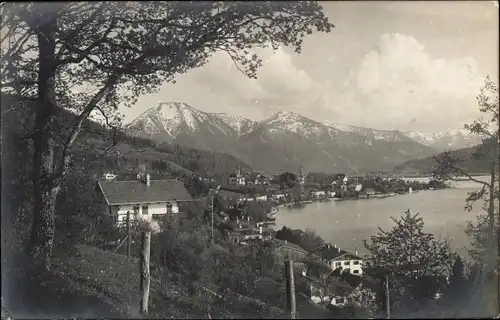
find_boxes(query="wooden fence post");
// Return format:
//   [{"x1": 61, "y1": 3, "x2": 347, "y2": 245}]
[
  {"x1": 127, "y1": 211, "x2": 131, "y2": 258},
  {"x1": 140, "y1": 231, "x2": 151, "y2": 316},
  {"x1": 384, "y1": 274, "x2": 390, "y2": 319},
  {"x1": 284, "y1": 260, "x2": 296, "y2": 319}
]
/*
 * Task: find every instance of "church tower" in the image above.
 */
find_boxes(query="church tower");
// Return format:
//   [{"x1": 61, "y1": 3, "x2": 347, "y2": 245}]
[{"x1": 297, "y1": 165, "x2": 305, "y2": 185}]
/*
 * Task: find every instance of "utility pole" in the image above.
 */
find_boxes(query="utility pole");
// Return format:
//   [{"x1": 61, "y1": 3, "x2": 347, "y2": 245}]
[
  {"x1": 127, "y1": 211, "x2": 131, "y2": 258},
  {"x1": 140, "y1": 231, "x2": 151, "y2": 316},
  {"x1": 284, "y1": 260, "x2": 296, "y2": 319}
]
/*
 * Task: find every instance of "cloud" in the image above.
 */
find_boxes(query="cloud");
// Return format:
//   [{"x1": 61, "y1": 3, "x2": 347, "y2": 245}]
[
  {"x1": 184, "y1": 46, "x2": 335, "y2": 119},
  {"x1": 127, "y1": 29, "x2": 489, "y2": 133},
  {"x1": 341, "y1": 33, "x2": 486, "y2": 132}
]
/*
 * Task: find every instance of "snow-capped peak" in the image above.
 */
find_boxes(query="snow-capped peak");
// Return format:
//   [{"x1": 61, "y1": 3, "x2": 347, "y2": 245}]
[
  {"x1": 211, "y1": 113, "x2": 258, "y2": 135},
  {"x1": 127, "y1": 102, "x2": 257, "y2": 138},
  {"x1": 403, "y1": 129, "x2": 483, "y2": 150},
  {"x1": 260, "y1": 111, "x2": 326, "y2": 136},
  {"x1": 126, "y1": 102, "x2": 482, "y2": 151},
  {"x1": 128, "y1": 101, "x2": 211, "y2": 135}
]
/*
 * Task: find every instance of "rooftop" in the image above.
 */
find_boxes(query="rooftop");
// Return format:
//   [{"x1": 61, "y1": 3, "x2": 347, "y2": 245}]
[
  {"x1": 273, "y1": 239, "x2": 309, "y2": 253},
  {"x1": 312, "y1": 244, "x2": 361, "y2": 261},
  {"x1": 98, "y1": 179, "x2": 192, "y2": 205},
  {"x1": 297, "y1": 270, "x2": 363, "y2": 298}
]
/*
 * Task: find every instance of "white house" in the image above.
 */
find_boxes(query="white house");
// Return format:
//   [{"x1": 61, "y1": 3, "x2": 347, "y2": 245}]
[
  {"x1": 331, "y1": 173, "x2": 349, "y2": 186},
  {"x1": 97, "y1": 173, "x2": 192, "y2": 230},
  {"x1": 310, "y1": 190, "x2": 326, "y2": 199},
  {"x1": 313, "y1": 244, "x2": 363, "y2": 275},
  {"x1": 246, "y1": 173, "x2": 271, "y2": 186},
  {"x1": 228, "y1": 169, "x2": 246, "y2": 186},
  {"x1": 365, "y1": 188, "x2": 376, "y2": 196},
  {"x1": 299, "y1": 269, "x2": 364, "y2": 307},
  {"x1": 255, "y1": 195, "x2": 268, "y2": 201},
  {"x1": 271, "y1": 193, "x2": 287, "y2": 201}
]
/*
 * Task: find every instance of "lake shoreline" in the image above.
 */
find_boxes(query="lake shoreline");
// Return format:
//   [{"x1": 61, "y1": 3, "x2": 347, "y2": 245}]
[
  {"x1": 276, "y1": 188, "x2": 447, "y2": 209},
  {"x1": 273, "y1": 179, "x2": 490, "y2": 257}
]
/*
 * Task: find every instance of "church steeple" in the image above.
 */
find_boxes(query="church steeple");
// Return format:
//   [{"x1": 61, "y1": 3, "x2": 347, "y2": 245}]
[{"x1": 298, "y1": 165, "x2": 305, "y2": 185}]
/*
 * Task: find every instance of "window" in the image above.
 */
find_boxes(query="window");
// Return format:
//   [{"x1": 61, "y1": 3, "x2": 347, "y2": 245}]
[
  {"x1": 335, "y1": 262, "x2": 342, "y2": 266},
  {"x1": 133, "y1": 205, "x2": 140, "y2": 214},
  {"x1": 344, "y1": 261, "x2": 350, "y2": 265},
  {"x1": 166, "y1": 203, "x2": 173, "y2": 213},
  {"x1": 152, "y1": 214, "x2": 161, "y2": 221},
  {"x1": 336, "y1": 298, "x2": 345, "y2": 304},
  {"x1": 142, "y1": 205, "x2": 149, "y2": 215},
  {"x1": 353, "y1": 260, "x2": 360, "y2": 265},
  {"x1": 353, "y1": 270, "x2": 360, "y2": 274}
]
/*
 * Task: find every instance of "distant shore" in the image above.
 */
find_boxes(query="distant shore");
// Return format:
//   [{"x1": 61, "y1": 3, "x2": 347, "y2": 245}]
[{"x1": 273, "y1": 188, "x2": 448, "y2": 209}]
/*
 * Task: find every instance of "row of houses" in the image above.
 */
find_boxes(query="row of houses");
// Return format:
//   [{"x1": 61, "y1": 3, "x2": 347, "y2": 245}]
[{"x1": 227, "y1": 169, "x2": 272, "y2": 186}]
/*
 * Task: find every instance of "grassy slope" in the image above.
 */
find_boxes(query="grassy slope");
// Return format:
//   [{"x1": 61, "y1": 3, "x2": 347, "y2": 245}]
[
  {"x1": 3, "y1": 242, "x2": 287, "y2": 319},
  {"x1": 49, "y1": 245, "x2": 285, "y2": 319}
]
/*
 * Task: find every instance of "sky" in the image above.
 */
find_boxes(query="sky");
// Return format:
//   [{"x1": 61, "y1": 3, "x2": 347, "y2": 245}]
[{"x1": 120, "y1": 1, "x2": 499, "y2": 133}]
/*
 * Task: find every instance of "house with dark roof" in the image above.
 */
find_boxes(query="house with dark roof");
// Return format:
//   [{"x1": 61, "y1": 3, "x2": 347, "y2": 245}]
[
  {"x1": 296, "y1": 268, "x2": 365, "y2": 307},
  {"x1": 331, "y1": 174, "x2": 348, "y2": 184},
  {"x1": 97, "y1": 173, "x2": 192, "y2": 228},
  {"x1": 312, "y1": 244, "x2": 363, "y2": 275},
  {"x1": 228, "y1": 168, "x2": 245, "y2": 186},
  {"x1": 272, "y1": 239, "x2": 309, "y2": 269}
]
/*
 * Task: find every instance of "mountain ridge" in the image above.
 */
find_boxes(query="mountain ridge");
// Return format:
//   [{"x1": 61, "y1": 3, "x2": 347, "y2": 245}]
[{"x1": 126, "y1": 102, "x2": 480, "y2": 173}]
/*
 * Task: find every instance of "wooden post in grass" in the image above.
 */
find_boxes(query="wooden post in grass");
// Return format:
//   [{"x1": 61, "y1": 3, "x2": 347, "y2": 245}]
[
  {"x1": 140, "y1": 231, "x2": 151, "y2": 315},
  {"x1": 284, "y1": 260, "x2": 296, "y2": 319},
  {"x1": 127, "y1": 211, "x2": 131, "y2": 258},
  {"x1": 384, "y1": 274, "x2": 390, "y2": 319}
]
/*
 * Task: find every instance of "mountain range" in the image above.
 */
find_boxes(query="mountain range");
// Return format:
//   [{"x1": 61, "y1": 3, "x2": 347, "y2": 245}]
[{"x1": 126, "y1": 102, "x2": 481, "y2": 174}]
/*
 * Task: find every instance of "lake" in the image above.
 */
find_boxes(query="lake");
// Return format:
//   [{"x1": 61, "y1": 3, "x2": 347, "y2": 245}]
[{"x1": 274, "y1": 176, "x2": 492, "y2": 257}]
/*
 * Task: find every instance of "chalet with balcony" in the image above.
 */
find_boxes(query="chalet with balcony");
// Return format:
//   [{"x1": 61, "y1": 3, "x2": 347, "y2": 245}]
[
  {"x1": 97, "y1": 173, "x2": 192, "y2": 230},
  {"x1": 312, "y1": 244, "x2": 363, "y2": 275}
]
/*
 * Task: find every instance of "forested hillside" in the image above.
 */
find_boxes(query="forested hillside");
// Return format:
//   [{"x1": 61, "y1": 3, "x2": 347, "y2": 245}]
[
  {"x1": 393, "y1": 140, "x2": 494, "y2": 174},
  {"x1": 2, "y1": 94, "x2": 250, "y2": 183}
]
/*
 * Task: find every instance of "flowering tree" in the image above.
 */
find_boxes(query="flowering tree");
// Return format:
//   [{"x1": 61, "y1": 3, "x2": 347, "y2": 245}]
[{"x1": 363, "y1": 210, "x2": 457, "y2": 310}]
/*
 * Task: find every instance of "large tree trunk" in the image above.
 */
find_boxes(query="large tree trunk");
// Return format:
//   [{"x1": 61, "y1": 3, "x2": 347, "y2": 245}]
[{"x1": 27, "y1": 24, "x2": 59, "y2": 271}]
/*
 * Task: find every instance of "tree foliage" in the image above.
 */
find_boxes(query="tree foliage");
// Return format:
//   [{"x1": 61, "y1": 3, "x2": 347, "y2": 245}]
[
  {"x1": 432, "y1": 76, "x2": 499, "y2": 275},
  {"x1": 279, "y1": 172, "x2": 298, "y2": 189},
  {"x1": 275, "y1": 226, "x2": 324, "y2": 252},
  {"x1": 363, "y1": 210, "x2": 457, "y2": 311},
  {"x1": 1, "y1": 1, "x2": 334, "y2": 269}
]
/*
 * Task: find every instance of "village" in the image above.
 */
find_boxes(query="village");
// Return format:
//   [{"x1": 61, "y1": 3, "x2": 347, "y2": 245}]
[{"x1": 95, "y1": 166, "x2": 448, "y2": 310}]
